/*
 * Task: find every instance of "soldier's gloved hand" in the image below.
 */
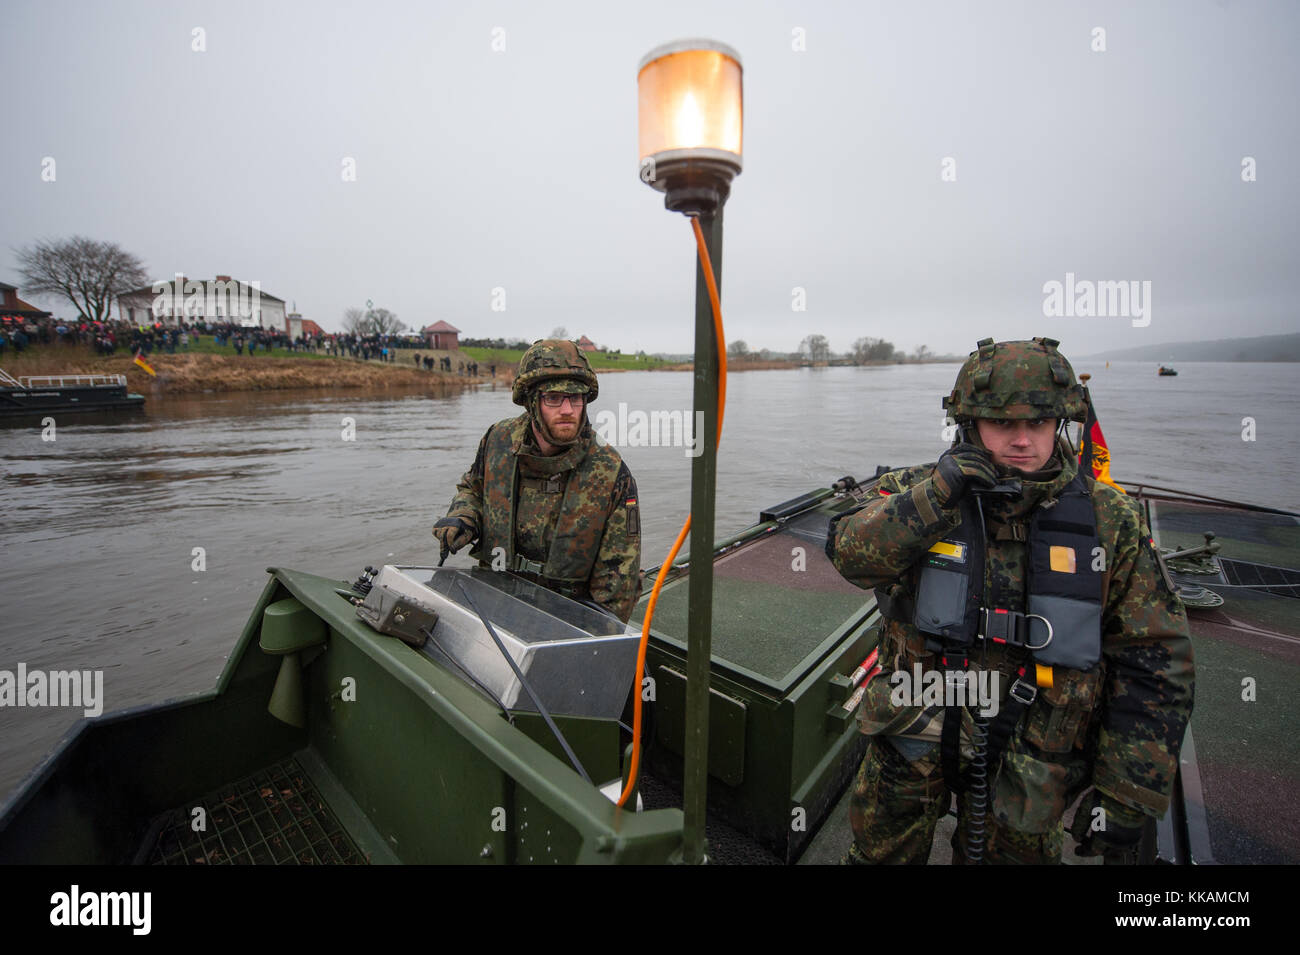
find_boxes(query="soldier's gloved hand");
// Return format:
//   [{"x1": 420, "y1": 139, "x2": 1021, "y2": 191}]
[
  {"x1": 931, "y1": 443, "x2": 996, "y2": 508},
  {"x1": 433, "y1": 517, "x2": 476, "y2": 554},
  {"x1": 1071, "y1": 790, "x2": 1148, "y2": 865},
  {"x1": 824, "y1": 507, "x2": 862, "y2": 561}
]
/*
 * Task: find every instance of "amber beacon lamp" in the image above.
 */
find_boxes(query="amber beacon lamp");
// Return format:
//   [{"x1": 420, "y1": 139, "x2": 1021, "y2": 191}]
[
  {"x1": 637, "y1": 39, "x2": 742, "y2": 865},
  {"x1": 638, "y1": 40, "x2": 743, "y2": 214}
]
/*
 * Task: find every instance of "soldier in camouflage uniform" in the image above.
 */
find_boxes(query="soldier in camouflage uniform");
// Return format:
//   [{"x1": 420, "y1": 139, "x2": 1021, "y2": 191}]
[
  {"x1": 827, "y1": 337, "x2": 1194, "y2": 864},
  {"x1": 433, "y1": 339, "x2": 642, "y2": 622}
]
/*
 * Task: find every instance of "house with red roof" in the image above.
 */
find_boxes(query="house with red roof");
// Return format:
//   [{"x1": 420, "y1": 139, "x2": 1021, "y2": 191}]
[
  {"x1": 285, "y1": 312, "x2": 325, "y2": 340},
  {"x1": 0, "y1": 282, "x2": 52, "y2": 326},
  {"x1": 423, "y1": 320, "x2": 460, "y2": 350}
]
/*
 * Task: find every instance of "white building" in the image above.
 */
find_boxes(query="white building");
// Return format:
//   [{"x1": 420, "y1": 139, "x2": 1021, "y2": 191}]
[{"x1": 117, "y1": 275, "x2": 288, "y2": 330}]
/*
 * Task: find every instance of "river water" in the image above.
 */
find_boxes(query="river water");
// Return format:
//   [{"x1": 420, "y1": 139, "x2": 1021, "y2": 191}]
[{"x1": 2, "y1": 361, "x2": 1297, "y2": 800}]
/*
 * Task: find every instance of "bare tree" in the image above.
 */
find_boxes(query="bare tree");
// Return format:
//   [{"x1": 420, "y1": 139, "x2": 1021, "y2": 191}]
[
  {"x1": 852, "y1": 336, "x2": 896, "y2": 364},
  {"x1": 728, "y1": 339, "x2": 750, "y2": 361},
  {"x1": 913, "y1": 344, "x2": 932, "y2": 362},
  {"x1": 551, "y1": 326, "x2": 569, "y2": 340},
  {"x1": 799, "y1": 334, "x2": 831, "y2": 363},
  {"x1": 16, "y1": 236, "x2": 148, "y2": 323},
  {"x1": 366, "y1": 307, "x2": 406, "y2": 336},
  {"x1": 343, "y1": 307, "x2": 367, "y2": 334},
  {"x1": 343, "y1": 305, "x2": 407, "y2": 336}
]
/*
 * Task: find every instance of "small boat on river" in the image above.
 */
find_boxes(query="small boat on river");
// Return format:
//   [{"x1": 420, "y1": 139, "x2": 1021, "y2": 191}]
[
  {"x1": 0, "y1": 367, "x2": 144, "y2": 418},
  {"x1": 1159, "y1": 365, "x2": 1179, "y2": 376}
]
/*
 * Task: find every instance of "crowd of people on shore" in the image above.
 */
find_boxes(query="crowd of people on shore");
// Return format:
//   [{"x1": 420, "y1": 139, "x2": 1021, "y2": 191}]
[
  {"x1": 0, "y1": 315, "x2": 488, "y2": 376},
  {"x1": 1, "y1": 315, "x2": 209, "y2": 359}
]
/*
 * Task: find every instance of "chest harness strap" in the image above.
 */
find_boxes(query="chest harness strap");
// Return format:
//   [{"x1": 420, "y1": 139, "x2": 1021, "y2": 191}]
[{"x1": 914, "y1": 474, "x2": 1104, "y2": 794}]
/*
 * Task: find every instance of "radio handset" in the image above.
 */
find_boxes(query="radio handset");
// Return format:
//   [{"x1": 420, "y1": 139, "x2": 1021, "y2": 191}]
[{"x1": 954, "y1": 424, "x2": 1021, "y2": 498}]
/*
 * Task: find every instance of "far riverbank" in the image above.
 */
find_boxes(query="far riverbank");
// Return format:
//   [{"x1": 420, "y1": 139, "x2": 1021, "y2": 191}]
[{"x1": 4, "y1": 349, "x2": 488, "y2": 395}]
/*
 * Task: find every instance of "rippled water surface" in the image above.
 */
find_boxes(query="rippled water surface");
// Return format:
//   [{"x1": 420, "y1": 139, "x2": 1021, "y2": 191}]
[{"x1": 2, "y1": 362, "x2": 1297, "y2": 797}]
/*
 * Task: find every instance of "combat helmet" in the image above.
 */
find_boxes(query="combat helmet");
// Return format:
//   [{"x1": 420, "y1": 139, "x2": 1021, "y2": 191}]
[
  {"x1": 511, "y1": 339, "x2": 599, "y2": 405},
  {"x1": 944, "y1": 337, "x2": 1087, "y2": 423}
]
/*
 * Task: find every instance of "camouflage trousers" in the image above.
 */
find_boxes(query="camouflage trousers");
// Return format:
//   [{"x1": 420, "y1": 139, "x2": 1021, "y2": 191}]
[{"x1": 843, "y1": 736, "x2": 1065, "y2": 865}]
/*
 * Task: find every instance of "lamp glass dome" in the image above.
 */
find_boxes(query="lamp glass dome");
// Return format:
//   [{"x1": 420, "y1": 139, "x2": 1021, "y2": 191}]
[{"x1": 638, "y1": 44, "x2": 743, "y2": 162}]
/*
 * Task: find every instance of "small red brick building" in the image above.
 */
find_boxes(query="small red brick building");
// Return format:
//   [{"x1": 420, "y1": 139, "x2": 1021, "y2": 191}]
[
  {"x1": 423, "y1": 320, "x2": 460, "y2": 351},
  {"x1": 576, "y1": 335, "x2": 597, "y2": 352}
]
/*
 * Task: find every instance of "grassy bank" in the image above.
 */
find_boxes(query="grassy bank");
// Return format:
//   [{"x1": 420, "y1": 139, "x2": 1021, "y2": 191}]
[{"x1": 4, "y1": 346, "x2": 470, "y2": 394}]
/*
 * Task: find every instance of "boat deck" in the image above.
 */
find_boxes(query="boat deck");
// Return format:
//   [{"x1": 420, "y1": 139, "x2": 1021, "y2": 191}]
[
  {"x1": 5, "y1": 483, "x2": 1292, "y2": 865},
  {"x1": 1149, "y1": 494, "x2": 1300, "y2": 864}
]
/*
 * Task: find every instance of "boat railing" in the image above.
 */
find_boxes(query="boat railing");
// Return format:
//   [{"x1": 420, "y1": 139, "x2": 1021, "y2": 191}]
[
  {"x1": 13, "y1": 373, "x2": 128, "y2": 389},
  {"x1": 1123, "y1": 479, "x2": 1300, "y2": 518}
]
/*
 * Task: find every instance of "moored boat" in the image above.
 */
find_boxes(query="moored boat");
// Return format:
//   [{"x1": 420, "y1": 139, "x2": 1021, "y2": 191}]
[{"x1": 0, "y1": 367, "x2": 144, "y2": 417}]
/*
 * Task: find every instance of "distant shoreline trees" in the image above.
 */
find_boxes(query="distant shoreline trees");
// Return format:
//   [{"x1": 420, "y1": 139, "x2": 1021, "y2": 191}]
[
  {"x1": 799, "y1": 334, "x2": 831, "y2": 363},
  {"x1": 851, "y1": 337, "x2": 895, "y2": 363}
]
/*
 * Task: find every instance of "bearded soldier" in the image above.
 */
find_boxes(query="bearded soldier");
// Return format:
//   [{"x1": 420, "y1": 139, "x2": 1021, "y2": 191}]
[
  {"x1": 433, "y1": 339, "x2": 642, "y2": 622},
  {"x1": 827, "y1": 337, "x2": 1194, "y2": 864}
]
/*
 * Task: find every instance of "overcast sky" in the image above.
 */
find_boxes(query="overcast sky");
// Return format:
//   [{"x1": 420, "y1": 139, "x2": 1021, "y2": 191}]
[{"x1": 2, "y1": 0, "x2": 1296, "y2": 357}]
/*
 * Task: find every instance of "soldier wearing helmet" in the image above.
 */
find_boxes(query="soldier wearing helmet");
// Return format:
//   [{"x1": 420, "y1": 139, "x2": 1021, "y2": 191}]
[
  {"x1": 827, "y1": 337, "x2": 1194, "y2": 864},
  {"x1": 433, "y1": 339, "x2": 642, "y2": 621}
]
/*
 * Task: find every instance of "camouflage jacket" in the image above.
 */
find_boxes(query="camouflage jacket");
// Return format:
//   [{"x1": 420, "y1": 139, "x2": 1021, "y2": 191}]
[
  {"x1": 441, "y1": 413, "x2": 643, "y2": 622},
  {"x1": 828, "y1": 441, "x2": 1194, "y2": 830}
]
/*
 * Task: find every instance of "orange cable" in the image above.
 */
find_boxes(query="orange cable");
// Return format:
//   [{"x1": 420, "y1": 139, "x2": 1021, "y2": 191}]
[{"x1": 617, "y1": 215, "x2": 727, "y2": 808}]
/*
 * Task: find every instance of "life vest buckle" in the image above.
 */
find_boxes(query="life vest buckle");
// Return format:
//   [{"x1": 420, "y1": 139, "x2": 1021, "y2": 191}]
[
  {"x1": 979, "y1": 607, "x2": 1028, "y2": 646},
  {"x1": 513, "y1": 556, "x2": 545, "y2": 576},
  {"x1": 1009, "y1": 677, "x2": 1038, "y2": 706}
]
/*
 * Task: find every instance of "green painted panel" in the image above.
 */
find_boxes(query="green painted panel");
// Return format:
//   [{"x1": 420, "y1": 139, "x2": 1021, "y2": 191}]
[{"x1": 654, "y1": 665, "x2": 747, "y2": 786}]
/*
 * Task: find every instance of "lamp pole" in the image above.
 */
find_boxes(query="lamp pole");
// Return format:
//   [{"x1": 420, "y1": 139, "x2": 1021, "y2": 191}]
[
  {"x1": 637, "y1": 39, "x2": 742, "y2": 865},
  {"x1": 682, "y1": 207, "x2": 722, "y2": 865}
]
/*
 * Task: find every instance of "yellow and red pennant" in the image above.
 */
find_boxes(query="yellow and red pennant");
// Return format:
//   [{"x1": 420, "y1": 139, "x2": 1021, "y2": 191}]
[{"x1": 133, "y1": 349, "x2": 156, "y2": 377}]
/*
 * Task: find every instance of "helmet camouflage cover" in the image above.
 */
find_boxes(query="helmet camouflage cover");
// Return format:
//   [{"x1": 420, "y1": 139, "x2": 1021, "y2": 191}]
[
  {"x1": 944, "y1": 337, "x2": 1087, "y2": 423},
  {"x1": 512, "y1": 339, "x2": 600, "y2": 406}
]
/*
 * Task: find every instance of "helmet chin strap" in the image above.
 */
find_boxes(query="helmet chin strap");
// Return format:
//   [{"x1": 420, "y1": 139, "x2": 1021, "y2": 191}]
[
  {"x1": 1057, "y1": 418, "x2": 1077, "y2": 455},
  {"x1": 954, "y1": 420, "x2": 983, "y2": 448}
]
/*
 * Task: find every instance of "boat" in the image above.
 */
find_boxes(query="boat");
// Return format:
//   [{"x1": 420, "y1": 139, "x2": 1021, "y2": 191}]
[
  {"x1": 0, "y1": 367, "x2": 145, "y2": 417},
  {"x1": 1129, "y1": 481, "x2": 1300, "y2": 866},
  {"x1": 2, "y1": 464, "x2": 1289, "y2": 866},
  {"x1": 1159, "y1": 365, "x2": 1178, "y2": 376},
  {"x1": 0, "y1": 481, "x2": 871, "y2": 865}
]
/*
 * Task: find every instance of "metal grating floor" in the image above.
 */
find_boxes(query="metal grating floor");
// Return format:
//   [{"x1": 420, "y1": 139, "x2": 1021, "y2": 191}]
[
  {"x1": 1219, "y1": 558, "x2": 1300, "y2": 600},
  {"x1": 638, "y1": 772, "x2": 782, "y2": 865},
  {"x1": 145, "y1": 758, "x2": 366, "y2": 865}
]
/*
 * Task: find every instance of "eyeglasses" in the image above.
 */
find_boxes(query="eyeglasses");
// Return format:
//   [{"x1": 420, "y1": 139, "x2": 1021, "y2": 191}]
[{"x1": 540, "y1": 393, "x2": 586, "y2": 409}]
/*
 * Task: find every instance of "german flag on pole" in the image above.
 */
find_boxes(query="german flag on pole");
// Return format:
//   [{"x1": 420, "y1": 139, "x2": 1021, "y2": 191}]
[
  {"x1": 134, "y1": 349, "x2": 156, "y2": 377},
  {"x1": 1079, "y1": 388, "x2": 1125, "y2": 493}
]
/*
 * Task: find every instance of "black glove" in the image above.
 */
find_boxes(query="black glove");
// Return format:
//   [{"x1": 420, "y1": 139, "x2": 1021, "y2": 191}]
[
  {"x1": 1070, "y1": 790, "x2": 1147, "y2": 865},
  {"x1": 931, "y1": 444, "x2": 996, "y2": 508},
  {"x1": 433, "y1": 516, "x2": 476, "y2": 555}
]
